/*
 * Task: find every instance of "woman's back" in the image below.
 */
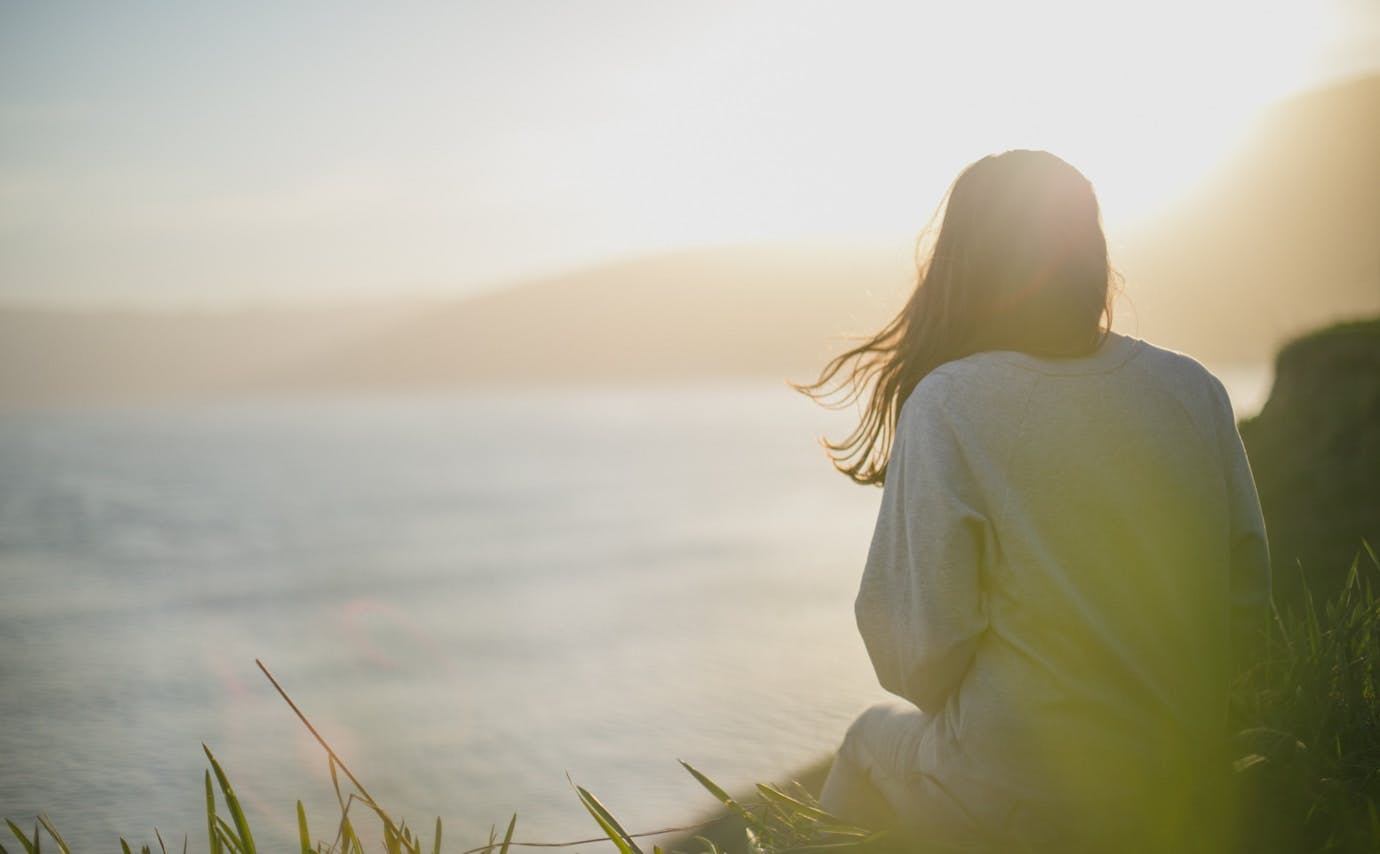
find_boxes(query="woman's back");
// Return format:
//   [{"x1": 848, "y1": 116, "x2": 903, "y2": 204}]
[
  {"x1": 853, "y1": 332, "x2": 1269, "y2": 846},
  {"x1": 809, "y1": 151, "x2": 1271, "y2": 850}
]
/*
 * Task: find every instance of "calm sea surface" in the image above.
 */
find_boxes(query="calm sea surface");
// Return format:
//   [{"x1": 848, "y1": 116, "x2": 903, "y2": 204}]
[{"x1": 0, "y1": 372, "x2": 1269, "y2": 851}]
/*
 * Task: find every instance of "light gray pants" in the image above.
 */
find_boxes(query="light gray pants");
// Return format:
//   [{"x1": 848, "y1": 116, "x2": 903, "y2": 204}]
[
  {"x1": 818, "y1": 701, "x2": 1002, "y2": 852},
  {"x1": 818, "y1": 701, "x2": 935, "y2": 831},
  {"x1": 820, "y1": 702, "x2": 1209, "y2": 852}
]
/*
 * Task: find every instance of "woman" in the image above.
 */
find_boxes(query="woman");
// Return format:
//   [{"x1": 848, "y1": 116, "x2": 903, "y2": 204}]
[{"x1": 800, "y1": 150, "x2": 1271, "y2": 850}]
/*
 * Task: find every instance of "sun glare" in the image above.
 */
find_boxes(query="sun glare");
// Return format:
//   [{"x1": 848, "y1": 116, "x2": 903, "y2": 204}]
[
  {"x1": 1061, "y1": 1, "x2": 1324, "y2": 227},
  {"x1": 0, "y1": 0, "x2": 1359, "y2": 304},
  {"x1": 606, "y1": 0, "x2": 1337, "y2": 254},
  {"x1": 868, "y1": 0, "x2": 1328, "y2": 231}
]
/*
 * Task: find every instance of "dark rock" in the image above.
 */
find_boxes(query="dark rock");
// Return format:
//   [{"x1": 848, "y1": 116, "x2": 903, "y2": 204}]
[{"x1": 1239, "y1": 316, "x2": 1380, "y2": 609}]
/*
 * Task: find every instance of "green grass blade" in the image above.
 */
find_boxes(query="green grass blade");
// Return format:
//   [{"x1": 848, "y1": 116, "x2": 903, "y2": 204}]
[
  {"x1": 431, "y1": 817, "x2": 441, "y2": 854},
  {"x1": 214, "y1": 820, "x2": 244, "y2": 854},
  {"x1": 4, "y1": 821, "x2": 36, "y2": 854},
  {"x1": 119, "y1": 840, "x2": 132, "y2": 854},
  {"x1": 775, "y1": 836, "x2": 890, "y2": 853},
  {"x1": 335, "y1": 809, "x2": 358, "y2": 854},
  {"x1": 205, "y1": 771, "x2": 222, "y2": 854},
  {"x1": 575, "y1": 786, "x2": 643, "y2": 854},
  {"x1": 0, "y1": 838, "x2": 11, "y2": 854},
  {"x1": 497, "y1": 814, "x2": 517, "y2": 854},
  {"x1": 679, "y1": 760, "x2": 755, "y2": 823},
  {"x1": 296, "y1": 801, "x2": 312, "y2": 854},
  {"x1": 204, "y1": 744, "x2": 256, "y2": 854},
  {"x1": 754, "y1": 784, "x2": 837, "y2": 823},
  {"x1": 153, "y1": 827, "x2": 168, "y2": 854},
  {"x1": 35, "y1": 817, "x2": 69, "y2": 854},
  {"x1": 809, "y1": 824, "x2": 875, "y2": 838},
  {"x1": 329, "y1": 757, "x2": 346, "y2": 811}
]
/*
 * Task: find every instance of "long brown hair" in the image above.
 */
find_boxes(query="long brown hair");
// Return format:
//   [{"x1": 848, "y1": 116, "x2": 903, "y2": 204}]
[{"x1": 796, "y1": 150, "x2": 1116, "y2": 485}]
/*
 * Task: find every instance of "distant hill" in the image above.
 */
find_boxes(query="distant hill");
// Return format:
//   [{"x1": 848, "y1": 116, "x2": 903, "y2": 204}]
[
  {"x1": 1, "y1": 75, "x2": 1377, "y2": 406},
  {"x1": 0, "y1": 303, "x2": 421, "y2": 407},
  {"x1": 1114, "y1": 74, "x2": 1380, "y2": 362},
  {"x1": 263, "y1": 242, "x2": 910, "y2": 392}
]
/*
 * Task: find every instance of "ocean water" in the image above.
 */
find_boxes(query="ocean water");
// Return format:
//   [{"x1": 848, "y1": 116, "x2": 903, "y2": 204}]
[
  {"x1": 0, "y1": 384, "x2": 892, "y2": 850},
  {"x1": 0, "y1": 371, "x2": 1270, "y2": 851}
]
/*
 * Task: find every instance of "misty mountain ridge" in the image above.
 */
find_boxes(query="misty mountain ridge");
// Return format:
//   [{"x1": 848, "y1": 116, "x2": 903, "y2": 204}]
[{"x1": 3, "y1": 74, "x2": 1378, "y2": 407}]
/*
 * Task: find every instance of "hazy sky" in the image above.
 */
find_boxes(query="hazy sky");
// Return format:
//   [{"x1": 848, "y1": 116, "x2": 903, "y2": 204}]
[{"x1": 3, "y1": 1, "x2": 1378, "y2": 307}]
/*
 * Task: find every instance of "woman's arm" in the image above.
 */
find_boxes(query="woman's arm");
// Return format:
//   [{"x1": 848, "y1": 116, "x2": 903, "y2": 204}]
[
  {"x1": 1211, "y1": 379, "x2": 1272, "y2": 671},
  {"x1": 854, "y1": 375, "x2": 990, "y2": 714}
]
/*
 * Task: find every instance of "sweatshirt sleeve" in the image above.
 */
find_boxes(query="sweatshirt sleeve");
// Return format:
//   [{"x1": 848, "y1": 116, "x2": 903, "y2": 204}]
[
  {"x1": 1211, "y1": 379, "x2": 1273, "y2": 670},
  {"x1": 855, "y1": 376, "x2": 990, "y2": 714}
]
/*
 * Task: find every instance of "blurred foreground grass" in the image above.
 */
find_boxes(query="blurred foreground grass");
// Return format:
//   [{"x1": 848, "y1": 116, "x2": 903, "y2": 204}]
[{"x1": 6, "y1": 544, "x2": 1378, "y2": 854}]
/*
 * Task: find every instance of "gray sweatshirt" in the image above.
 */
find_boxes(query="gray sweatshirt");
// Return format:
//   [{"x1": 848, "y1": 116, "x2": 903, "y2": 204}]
[{"x1": 854, "y1": 330, "x2": 1271, "y2": 833}]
